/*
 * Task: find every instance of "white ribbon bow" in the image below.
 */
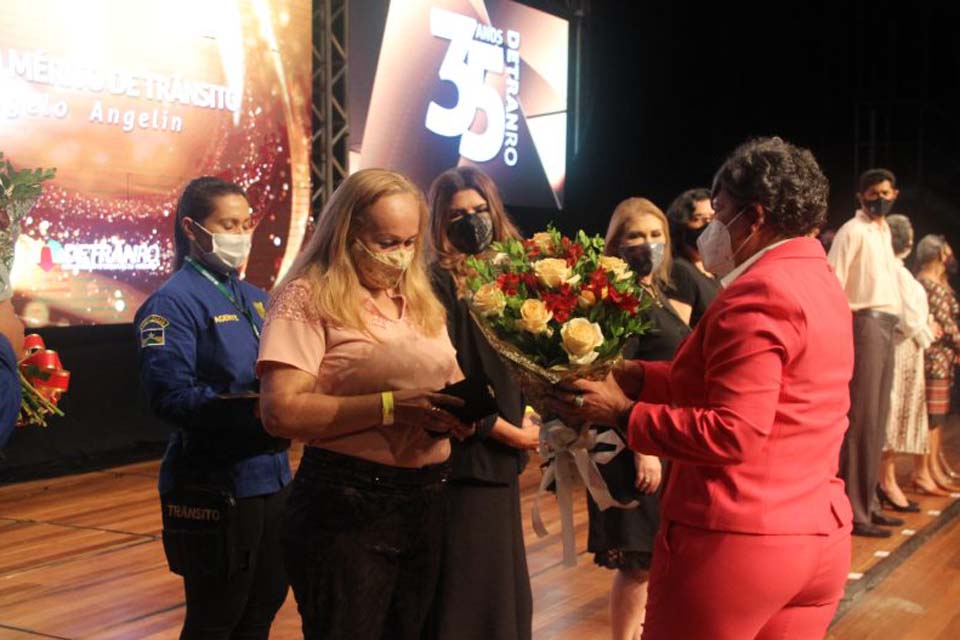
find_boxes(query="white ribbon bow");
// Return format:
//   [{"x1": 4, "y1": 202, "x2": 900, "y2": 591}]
[{"x1": 531, "y1": 419, "x2": 639, "y2": 567}]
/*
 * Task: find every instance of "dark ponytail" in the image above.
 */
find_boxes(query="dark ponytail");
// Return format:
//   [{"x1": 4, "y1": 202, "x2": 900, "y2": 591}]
[{"x1": 173, "y1": 177, "x2": 247, "y2": 269}]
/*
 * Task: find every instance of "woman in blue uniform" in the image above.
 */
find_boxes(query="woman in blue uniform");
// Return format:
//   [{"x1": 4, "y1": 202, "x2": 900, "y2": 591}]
[{"x1": 135, "y1": 177, "x2": 291, "y2": 639}]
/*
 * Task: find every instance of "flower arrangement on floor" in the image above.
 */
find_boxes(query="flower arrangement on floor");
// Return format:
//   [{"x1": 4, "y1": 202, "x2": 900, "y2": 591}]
[
  {"x1": 0, "y1": 152, "x2": 66, "y2": 427},
  {"x1": 464, "y1": 226, "x2": 650, "y2": 415}
]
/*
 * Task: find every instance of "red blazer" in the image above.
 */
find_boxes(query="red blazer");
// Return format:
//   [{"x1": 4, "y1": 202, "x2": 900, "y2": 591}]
[{"x1": 627, "y1": 238, "x2": 854, "y2": 534}]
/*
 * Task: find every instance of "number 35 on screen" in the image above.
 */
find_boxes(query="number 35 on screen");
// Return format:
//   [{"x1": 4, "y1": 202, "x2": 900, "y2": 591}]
[{"x1": 425, "y1": 8, "x2": 506, "y2": 163}]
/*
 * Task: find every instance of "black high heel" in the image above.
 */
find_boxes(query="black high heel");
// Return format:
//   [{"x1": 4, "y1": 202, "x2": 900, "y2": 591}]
[{"x1": 876, "y1": 485, "x2": 921, "y2": 513}]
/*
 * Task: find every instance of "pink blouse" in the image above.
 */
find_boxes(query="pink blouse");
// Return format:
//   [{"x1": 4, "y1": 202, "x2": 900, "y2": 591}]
[{"x1": 256, "y1": 279, "x2": 462, "y2": 468}]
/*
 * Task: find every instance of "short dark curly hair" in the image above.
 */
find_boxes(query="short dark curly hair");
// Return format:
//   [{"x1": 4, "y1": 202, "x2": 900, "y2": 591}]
[
  {"x1": 666, "y1": 188, "x2": 711, "y2": 225},
  {"x1": 712, "y1": 137, "x2": 829, "y2": 237}
]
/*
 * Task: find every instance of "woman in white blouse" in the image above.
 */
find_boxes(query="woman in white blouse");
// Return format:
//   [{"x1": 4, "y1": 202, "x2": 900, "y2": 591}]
[{"x1": 878, "y1": 214, "x2": 937, "y2": 512}]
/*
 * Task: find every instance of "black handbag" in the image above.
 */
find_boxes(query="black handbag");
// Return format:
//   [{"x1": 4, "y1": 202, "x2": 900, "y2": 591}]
[{"x1": 160, "y1": 483, "x2": 238, "y2": 580}]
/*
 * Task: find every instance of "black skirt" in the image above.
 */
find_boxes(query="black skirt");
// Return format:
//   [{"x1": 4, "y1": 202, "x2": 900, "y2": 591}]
[
  {"x1": 586, "y1": 435, "x2": 662, "y2": 571},
  {"x1": 587, "y1": 286, "x2": 688, "y2": 571},
  {"x1": 429, "y1": 476, "x2": 532, "y2": 640}
]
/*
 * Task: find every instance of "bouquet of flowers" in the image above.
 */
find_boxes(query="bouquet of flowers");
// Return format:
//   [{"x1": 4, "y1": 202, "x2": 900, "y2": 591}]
[
  {"x1": 0, "y1": 153, "x2": 65, "y2": 427},
  {"x1": 464, "y1": 227, "x2": 651, "y2": 566},
  {"x1": 0, "y1": 152, "x2": 56, "y2": 302},
  {"x1": 464, "y1": 226, "x2": 651, "y2": 416}
]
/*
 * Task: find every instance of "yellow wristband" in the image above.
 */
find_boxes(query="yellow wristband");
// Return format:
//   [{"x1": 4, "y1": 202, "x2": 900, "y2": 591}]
[{"x1": 381, "y1": 391, "x2": 395, "y2": 426}]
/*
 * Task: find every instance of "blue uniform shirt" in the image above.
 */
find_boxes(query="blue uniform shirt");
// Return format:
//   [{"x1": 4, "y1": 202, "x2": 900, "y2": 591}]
[
  {"x1": 0, "y1": 334, "x2": 22, "y2": 450},
  {"x1": 135, "y1": 261, "x2": 291, "y2": 498}
]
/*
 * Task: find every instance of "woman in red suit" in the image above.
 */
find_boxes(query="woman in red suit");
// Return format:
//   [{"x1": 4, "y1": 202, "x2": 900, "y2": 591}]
[{"x1": 550, "y1": 137, "x2": 854, "y2": 640}]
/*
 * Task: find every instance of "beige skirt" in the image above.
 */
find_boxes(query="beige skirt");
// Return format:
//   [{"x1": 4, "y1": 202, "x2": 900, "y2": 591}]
[{"x1": 885, "y1": 336, "x2": 930, "y2": 455}]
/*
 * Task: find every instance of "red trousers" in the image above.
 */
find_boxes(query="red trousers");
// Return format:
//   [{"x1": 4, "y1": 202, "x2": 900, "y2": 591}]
[{"x1": 642, "y1": 521, "x2": 851, "y2": 640}]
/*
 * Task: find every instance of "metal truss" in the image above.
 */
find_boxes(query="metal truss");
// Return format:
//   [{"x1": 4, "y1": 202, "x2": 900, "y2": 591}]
[{"x1": 311, "y1": 0, "x2": 349, "y2": 218}]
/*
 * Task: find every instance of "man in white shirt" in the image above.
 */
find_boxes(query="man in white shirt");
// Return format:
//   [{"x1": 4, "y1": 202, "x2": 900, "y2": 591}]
[{"x1": 828, "y1": 168, "x2": 904, "y2": 538}]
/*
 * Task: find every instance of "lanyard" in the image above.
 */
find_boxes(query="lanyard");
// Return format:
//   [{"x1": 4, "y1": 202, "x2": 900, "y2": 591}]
[{"x1": 185, "y1": 257, "x2": 261, "y2": 340}]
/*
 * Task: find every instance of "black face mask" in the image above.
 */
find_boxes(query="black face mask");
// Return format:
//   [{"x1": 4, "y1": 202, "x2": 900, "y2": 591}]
[
  {"x1": 863, "y1": 197, "x2": 896, "y2": 218},
  {"x1": 947, "y1": 257, "x2": 959, "y2": 276},
  {"x1": 620, "y1": 243, "x2": 660, "y2": 278},
  {"x1": 448, "y1": 211, "x2": 494, "y2": 255}
]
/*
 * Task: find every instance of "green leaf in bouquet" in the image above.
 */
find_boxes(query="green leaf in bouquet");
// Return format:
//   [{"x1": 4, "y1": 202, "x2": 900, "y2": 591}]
[
  {"x1": 0, "y1": 153, "x2": 56, "y2": 205},
  {"x1": 505, "y1": 237, "x2": 526, "y2": 260},
  {"x1": 588, "y1": 303, "x2": 603, "y2": 323}
]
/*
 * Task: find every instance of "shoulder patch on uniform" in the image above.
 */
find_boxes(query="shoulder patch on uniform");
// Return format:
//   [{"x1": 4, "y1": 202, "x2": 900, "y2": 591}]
[
  {"x1": 253, "y1": 301, "x2": 266, "y2": 320},
  {"x1": 139, "y1": 314, "x2": 169, "y2": 330},
  {"x1": 139, "y1": 314, "x2": 168, "y2": 348}
]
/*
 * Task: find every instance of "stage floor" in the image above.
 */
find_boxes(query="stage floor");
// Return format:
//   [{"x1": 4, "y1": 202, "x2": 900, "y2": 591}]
[{"x1": 0, "y1": 426, "x2": 958, "y2": 639}]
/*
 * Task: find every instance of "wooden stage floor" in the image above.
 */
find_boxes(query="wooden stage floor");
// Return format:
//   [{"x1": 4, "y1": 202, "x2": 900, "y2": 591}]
[{"x1": 0, "y1": 427, "x2": 958, "y2": 639}]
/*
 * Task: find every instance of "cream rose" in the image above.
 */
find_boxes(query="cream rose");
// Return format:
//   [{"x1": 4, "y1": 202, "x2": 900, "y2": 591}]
[
  {"x1": 531, "y1": 231, "x2": 555, "y2": 254},
  {"x1": 599, "y1": 255, "x2": 633, "y2": 281},
  {"x1": 471, "y1": 282, "x2": 507, "y2": 317},
  {"x1": 560, "y1": 317, "x2": 604, "y2": 365},
  {"x1": 518, "y1": 299, "x2": 554, "y2": 335},
  {"x1": 533, "y1": 258, "x2": 573, "y2": 288}
]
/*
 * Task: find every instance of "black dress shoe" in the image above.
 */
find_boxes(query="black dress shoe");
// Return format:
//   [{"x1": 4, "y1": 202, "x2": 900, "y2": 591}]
[
  {"x1": 871, "y1": 512, "x2": 905, "y2": 527},
  {"x1": 876, "y1": 486, "x2": 921, "y2": 513},
  {"x1": 853, "y1": 523, "x2": 892, "y2": 538}
]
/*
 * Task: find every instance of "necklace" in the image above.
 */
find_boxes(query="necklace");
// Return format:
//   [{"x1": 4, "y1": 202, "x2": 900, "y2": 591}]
[{"x1": 638, "y1": 281, "x2": 663, "y2": 308}]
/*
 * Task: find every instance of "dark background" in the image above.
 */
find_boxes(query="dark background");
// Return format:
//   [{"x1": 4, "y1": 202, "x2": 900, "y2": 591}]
[
  {"x1": 517, "y1": 0, "x2": 960, "y2": 255},
  {"x1": 4, "y1": 0, "x2": 958, "y2": 481}
]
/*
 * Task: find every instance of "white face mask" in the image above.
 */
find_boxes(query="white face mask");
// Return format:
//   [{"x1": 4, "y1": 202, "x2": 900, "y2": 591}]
[
  {"x1": 191, "y1": 221, "x2": 253, "y2": 273},
  {"x1": 696, "y1": 208, "x2": 753, "y2": 278}
]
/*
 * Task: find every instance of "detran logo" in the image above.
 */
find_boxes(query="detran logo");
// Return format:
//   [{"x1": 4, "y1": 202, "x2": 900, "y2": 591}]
[{"x1": 39, "y1": 238, "x2": 162, "y2": 272}]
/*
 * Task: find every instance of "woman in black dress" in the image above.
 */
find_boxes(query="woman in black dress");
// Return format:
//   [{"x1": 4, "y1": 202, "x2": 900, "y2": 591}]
[
  {"x1": 596, "y1": 198, "x2": 690, "y2": 640},
  {"x1": 665, "y1": 188, "x2": 721, "y2": 327},
  {"x1": 426, "y1": 167, "x2": 539, "y2": 640}
]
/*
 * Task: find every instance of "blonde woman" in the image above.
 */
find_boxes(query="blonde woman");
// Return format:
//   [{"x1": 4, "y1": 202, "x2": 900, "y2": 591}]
[
  {"x1": 257, "y1": 169, "x2": 472, "y2": 640},
  {"x1": 594, "y1": 198, "x2": 690, "y2": 640}
]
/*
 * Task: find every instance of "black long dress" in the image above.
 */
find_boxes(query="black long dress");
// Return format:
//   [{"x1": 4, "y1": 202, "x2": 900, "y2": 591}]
[
  {"x1": 587, "y1": 284, "x2": 690, "y2": 570},
  {"x1": 428, "y1": 266, "x2": 533, "y2": 640}
]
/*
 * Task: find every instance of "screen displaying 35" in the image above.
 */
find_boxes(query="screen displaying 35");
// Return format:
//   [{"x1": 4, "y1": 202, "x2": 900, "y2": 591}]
[{"x1": 349, "y1": 0, "x2": 569, "y2": 209}]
